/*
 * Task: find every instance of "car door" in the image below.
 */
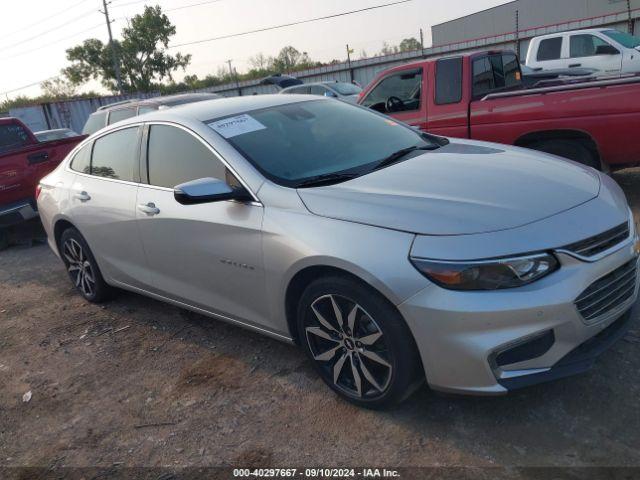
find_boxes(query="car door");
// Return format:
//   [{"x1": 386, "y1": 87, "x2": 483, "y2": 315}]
[
  {"x1": 67, "y1": 126, "x2": 153, "y2": 290},
  {"x1": 360, "y1": 68, "x2": 425, "y2": 128},
  {"x1": 135, "y1": 123, "x2": 267, "y2": 327},
  {"x1": 568, "y1": 33, "x2": 622, "y2": 73},
  {"x1": 531, "y1": 36, "x2": 566, "y2": 70}
]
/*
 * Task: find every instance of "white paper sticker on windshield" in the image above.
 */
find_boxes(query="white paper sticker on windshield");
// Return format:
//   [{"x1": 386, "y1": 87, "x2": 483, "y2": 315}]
[{"x1": 207, "y1": 114, "x2": 266, "y2": 138}]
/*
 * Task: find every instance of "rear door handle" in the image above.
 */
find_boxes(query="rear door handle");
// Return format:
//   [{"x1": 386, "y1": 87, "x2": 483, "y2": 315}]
[
  {"x1": 27, "y1": 152, "x2": 50, "y2": 164},
  {"x1": 569, "y1": 63, "x2": 582, "y2": 68},
  {"x1": 138, "y1": 202, "x2": 160, "y2": 215},
  {"x1": 73, "y1": 191, "x2": 91, "y2": 202}
]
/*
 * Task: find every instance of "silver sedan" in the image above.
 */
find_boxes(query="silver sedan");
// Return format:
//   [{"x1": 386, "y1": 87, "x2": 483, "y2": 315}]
[{"x1": 37, "y1": 95, "x2": 639, "y2": 408}]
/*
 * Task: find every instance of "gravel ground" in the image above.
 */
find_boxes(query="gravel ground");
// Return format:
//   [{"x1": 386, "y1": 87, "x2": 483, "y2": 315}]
[{"x1": 0, "y1": 169, "x2": 639, "y2": 474}]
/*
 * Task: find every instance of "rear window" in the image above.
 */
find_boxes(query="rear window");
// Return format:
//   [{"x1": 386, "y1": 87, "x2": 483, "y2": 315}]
[
  {"x1": 435, "y1": 57, "x2": 463, "y2": 105},
  {"x1": 108, "y1": 108, "x2": 137, "y2": 125},
  {"x1": 82, "y1": 112, "x2": 107, "y2": 135},
  {"x1": 537, "y1": 37, "x2": 563, "y2": 61},
  {"x1": 0, "y1": 123, "x2": 30, "y2": 153},
  {"x1": 472, "y1": 54, "x2": 521, "y2": 98}
]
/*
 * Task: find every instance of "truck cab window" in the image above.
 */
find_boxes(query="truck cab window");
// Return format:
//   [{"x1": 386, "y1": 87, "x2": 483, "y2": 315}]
[
  {"x1": 537, "y1": 37, "x2": 563, "y2": 61},
  {"x1": 570, "y1": 34, "x2": 612, "y2": 58},
  {"x1": 0, "y1": 123, "x2": 30, "y2": 154},
  {"x1": 435, "y1": 58, "x2": 463, "y2": 105},
  {"x1": 361, "y1": 69, "x2": 422, "y2": 114},
  {"x1": 473, "y1": 54, "x2": 522, "y2": 98}
]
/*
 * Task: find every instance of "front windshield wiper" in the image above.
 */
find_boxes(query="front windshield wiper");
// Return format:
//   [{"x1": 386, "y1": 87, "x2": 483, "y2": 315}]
[
  {"x1": 372, "y1": 144, "x2": 440, "y2": 172},
  {"x1": 295, "y1": 172, "x2": 360, "y2": 189}
]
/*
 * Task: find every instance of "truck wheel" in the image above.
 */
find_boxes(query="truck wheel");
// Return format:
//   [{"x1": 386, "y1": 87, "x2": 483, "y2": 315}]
[{"x1": 529, "y1": 140, "x2": 600, "y2": 170}]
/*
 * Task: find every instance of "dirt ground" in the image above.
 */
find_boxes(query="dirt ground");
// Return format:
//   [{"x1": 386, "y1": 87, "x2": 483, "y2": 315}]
[{"x1": 1, "y1": 169, "x2": 640, "y2": 473}]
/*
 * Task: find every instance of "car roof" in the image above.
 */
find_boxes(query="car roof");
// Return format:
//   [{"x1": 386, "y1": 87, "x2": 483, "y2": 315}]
[
  {"x1": 116, "y1": 94, "x2": 326, "y2": 126},
  {"x1": 94, "y1": 92, "x2": 220, "y2": 114},
  {"x1": 534, "y1": 28, "x2": 612, "y2": 40}
]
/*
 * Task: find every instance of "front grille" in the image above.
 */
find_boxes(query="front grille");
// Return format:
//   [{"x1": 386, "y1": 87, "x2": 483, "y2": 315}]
[
  {"x1": 575, "y1": 260, "x2": 637, "y2": 322},
  {"x1": 562, "y1": 223, "x2": 630, "y2": 258}
]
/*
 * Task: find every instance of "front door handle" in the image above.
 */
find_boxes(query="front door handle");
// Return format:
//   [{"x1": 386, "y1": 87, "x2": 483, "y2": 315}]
[
  {"x1": 27, "y1": 152, "x2": 50, "y2": 164},
  {"x1": 73, "y1": 191, "x2": 91, "y2": 202},
  {"x1": 138, "y1": 202, "x2": 160, "y2": 215}
]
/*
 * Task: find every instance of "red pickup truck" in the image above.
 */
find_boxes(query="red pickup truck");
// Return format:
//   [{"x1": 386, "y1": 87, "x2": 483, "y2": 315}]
[
  {"x1": 1, "y1": 117, "x2": 85, "y2": 228},
  {"x1": 358, "y1": 50, "x2": 640, "y2": 171}
]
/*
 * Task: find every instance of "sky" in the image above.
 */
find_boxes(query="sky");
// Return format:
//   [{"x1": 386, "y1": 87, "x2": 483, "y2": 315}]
[{"x1": 0, "y1": 0, "x2": 510, "y2": 99}]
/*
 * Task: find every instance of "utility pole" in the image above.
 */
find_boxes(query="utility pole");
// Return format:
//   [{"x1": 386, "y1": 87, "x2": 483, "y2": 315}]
[
  {"x1": 419, "y1": 28, "x2": 425, "y2": 57},
  {"x1": 628, "y1": 0, "x2": 635, "y2": 35},
  {"x1": 227, "y1": 60, "x2": 242, "y2": 96},
  {"x1": 515, "y1": 9, "x2": 520, "y2": 58},
  {"x1": 346, "y1": 44, "x2": 354, "y2": 83},
  {"x1": 100, "y1": 0, "x2": 124, "y2": 94}
]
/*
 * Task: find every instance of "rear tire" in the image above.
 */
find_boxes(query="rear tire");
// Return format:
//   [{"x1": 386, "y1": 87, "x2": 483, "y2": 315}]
[
  {"x1": 296, "y1": 275, "x2": 423, "y2": 409},
  {"x1": 529, "y1": 139, "x2": 600, "y2": 170},
  {"x1": 59, "y1": 228, "x2": 113, "y2": 303}
]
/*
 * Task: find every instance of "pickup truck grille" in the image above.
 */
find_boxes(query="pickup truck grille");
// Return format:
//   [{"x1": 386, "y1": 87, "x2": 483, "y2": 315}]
[
  {"x1": 562, "y1": 223, "x2": 629, "y2": 258},
  {"x1": 575, "y1": 260, "x2": 637, "y2": 322}
]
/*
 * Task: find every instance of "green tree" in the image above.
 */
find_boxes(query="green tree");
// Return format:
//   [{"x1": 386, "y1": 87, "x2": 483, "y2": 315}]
[
  {"x1": 63, "y1": 5, "x2": 191, "y2": 92},
  {"x1": 41, "y1": 77, "x2": 78, "y2": 98},
  {"x1": 398, "y1": 37, "x2": 422, "y2": 52}
]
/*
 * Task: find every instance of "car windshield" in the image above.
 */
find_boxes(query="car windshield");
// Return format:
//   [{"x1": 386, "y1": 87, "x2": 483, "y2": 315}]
[
  {"x1": 206, "y1": 99, "x2": 436, "y2": 187},
  {"x1": 603, "y1": 30, "x2": 640, "y2": 48},
  {"x1": 331, "y1": 83, "x2": 362, "y2": 95}
]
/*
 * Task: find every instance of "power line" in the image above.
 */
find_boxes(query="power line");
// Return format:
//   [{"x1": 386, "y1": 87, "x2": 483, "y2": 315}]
[
  {"x1": 0, "y1": 23, "x2": 105, "y2": 61},
  {"x1": 0, "y1": 8, "x2": 101, "y2": 52},
  {"x1": 0, "y1": 0, "x2": 92, "y2": 42},
  {"x1": 1, "y1": 75, "x2": 61, "y2": 97},
  {"x1": 169, "y1": 0, "x2": 414, "y2": 49}
]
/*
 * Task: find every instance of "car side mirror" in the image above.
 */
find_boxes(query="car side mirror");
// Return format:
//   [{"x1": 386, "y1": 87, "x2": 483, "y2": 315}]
[
  {"x1": 596, "y1": 45, "x2": 620, "y2": 55},
  {"x1": 174, "y1": 177, "x2": 251, "y2": 205}
]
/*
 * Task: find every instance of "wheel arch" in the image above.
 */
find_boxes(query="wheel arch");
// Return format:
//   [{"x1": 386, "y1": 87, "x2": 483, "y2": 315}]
[
  {"x1": 284, "y1": 263, "x2": 406, "y2": 346},
  {"x1": 53, "y1": 217, "x2": 77, "y2": 252},
  {"x1": 514, "y1": 129, "x2": 603, "y2": 168}
]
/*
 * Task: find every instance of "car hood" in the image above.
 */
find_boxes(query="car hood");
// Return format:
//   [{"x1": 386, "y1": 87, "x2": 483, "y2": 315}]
[{"x1": 297, "y1": 140, "x2": 601, "y2": 236}]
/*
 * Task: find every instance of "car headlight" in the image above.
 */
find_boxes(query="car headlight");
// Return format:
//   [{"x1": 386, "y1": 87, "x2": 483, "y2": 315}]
[{"x1": 410, "y1": 253, "x2": 559, "y2": 291}]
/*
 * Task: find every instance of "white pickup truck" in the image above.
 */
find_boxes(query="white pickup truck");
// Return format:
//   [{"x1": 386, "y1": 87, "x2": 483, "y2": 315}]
[{"x1": 525, "y1": 28, "x2": 640, "y2": 74}]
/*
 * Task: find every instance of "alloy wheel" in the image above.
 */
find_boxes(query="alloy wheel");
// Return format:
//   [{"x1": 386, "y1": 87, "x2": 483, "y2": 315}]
[
  {"x1": 63, "y1": 238, "x2": 96, "y2": 297},
  {"x1": 305, "y1": 294, "x2": 393, "y2": 399}
]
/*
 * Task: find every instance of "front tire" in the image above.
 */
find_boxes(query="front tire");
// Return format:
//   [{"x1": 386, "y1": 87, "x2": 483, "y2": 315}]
[
  {"x1": 59, "y1": 228, "x2": 113, "y2": 303},
  {"x1": 297, "y1": 275, "x2": 423, "y2": 409}
]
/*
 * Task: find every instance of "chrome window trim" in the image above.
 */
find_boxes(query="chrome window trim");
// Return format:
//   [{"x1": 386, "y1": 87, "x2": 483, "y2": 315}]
[{"x1": 555, "y1": 217, "x2": 635, "y2": 263}]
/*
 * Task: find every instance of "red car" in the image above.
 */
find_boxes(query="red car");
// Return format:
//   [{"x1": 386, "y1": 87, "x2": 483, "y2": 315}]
[
  {"x1": 0, "y1": 117, "x2": 85, "y2": 228},
  {"x1": 358, "y1": 50, "x2": 640, "y2": 171}
]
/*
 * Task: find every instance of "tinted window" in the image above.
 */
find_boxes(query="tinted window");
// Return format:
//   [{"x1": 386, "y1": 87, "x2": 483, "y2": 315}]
[
  {"x1": 108, "y1": 108, "x2": 136, "y2": 125},
  {"x1": 472, "y1": 57, "x2": 495, "y2": 97},
  {"x1": 309, "y1": 85, "x2": 329, "y2": 96},
  {"x1": 537, "y1": 37, "x2": 563, "y2": 61},
  {"x1": 570, "y1": 34, "x2": 610, "y2": 57},
  {"x1": 147, "y1": 125, "x2": 226, "y2": 189},
  {"x1": 503, "y1": 53, "x2": 521, "y2": 87},
  {"x1": 361, "y1": 69, "x2": 422, "y2": 113},
  {"x1": 435, "y1": 57, "x2": 463, "y2": 105},
  {"x1": 91, "y1": 127, "x2": 139, "y2": 181},
  {"x1": 82, "y1": 112, "x2": 107, "y2": 135},
  {"x1": 603, "y1": 30, "x2": 640, "y2": 48},
  {"x1": 332, "y1": 83, "x2": 362, "y2": 95},
  {"x1": 138, "y1": 106, "x2": 157, "y2": 115},
  {"x1": 0, "y1": 123, "x2": 30, "y2": 153},
  {"x1": 216, "y1": 100, "x2": 436, "y2": 186},
  {"x1": 284, "y1": 86, "x2": 310, "y2": 95},
  {"x1": 70, "y1": 143, "x2": 91, "y2": 174}
]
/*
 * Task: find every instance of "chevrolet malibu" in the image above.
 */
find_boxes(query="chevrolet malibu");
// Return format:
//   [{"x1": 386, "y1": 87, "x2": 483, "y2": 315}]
[{"x1": 37, "y1": 95, "x2": 639, "y2": 408}]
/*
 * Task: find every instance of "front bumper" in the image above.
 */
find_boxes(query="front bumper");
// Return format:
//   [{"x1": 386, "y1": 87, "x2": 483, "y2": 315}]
[{"x1": 398, "y1": 241, "x2": 639, "y2": 395}]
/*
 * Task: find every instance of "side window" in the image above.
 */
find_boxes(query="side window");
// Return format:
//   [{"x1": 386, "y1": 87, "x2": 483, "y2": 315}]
[
  {"x1": 503, "y1": 53, "x2": 521, "y2": 87},
  {"x1": 435, "y1": 57, "x2": 463, "y2": 105},
  {"x1": 570, "y1": 34, "x2": 610, "y2": 58},
  {"x1": 284, "y1": 86, "x2": 309, "y2": 95},
  {"x1": 537, "y1": 37, "x2": 563, "y2": 61},
  {"x1": 82, "y1": 112, "x2": 107, "y2": 135},
  {"x1": 361, "y1": 69, "x2": 422, "y2": 113},
  {"x1": 147, "y1": 125, "x2": 227, "y2": 189},
  {"x1": 91, "y1": 127, "x2": 139, "y2": 181},
  {"x1": 138, "y1": 106, "x2": 157, "y2": 115},
  {"x1": 108, "y1": 108, "x2": 136, "y2": 125},
  {"x1": 472, "y1": 57, "x2": 495, "y2": 98},
  {"x1": 70, "y1": 143, "x2": 92, "y2": 174},
  {"x1": 309, "y1": 85, "x2": 329, "y2": 96},
  {"x1": 0, "y1": 122, "x2": 30, "y2": 154}
]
